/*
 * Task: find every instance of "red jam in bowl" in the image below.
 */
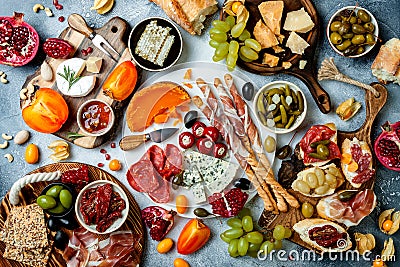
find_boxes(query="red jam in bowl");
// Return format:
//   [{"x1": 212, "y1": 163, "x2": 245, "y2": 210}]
[{"x1": 79, "y1": 100, "x2": 113, "y2": 134}]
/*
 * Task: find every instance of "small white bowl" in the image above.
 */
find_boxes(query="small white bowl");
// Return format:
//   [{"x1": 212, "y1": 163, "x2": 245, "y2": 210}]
[
  {"x1": 77, "y1": 99, "x2": 115, "y2": 137},
  {"x1": 253, "y1": 81, "x2": 307, "y2": 134},
  {"x1": 327, "y1": 6, "x2": 379, "y2": 58},
  {"x1": 75, "y1": 180, "x2": 129, "y2": 235}
]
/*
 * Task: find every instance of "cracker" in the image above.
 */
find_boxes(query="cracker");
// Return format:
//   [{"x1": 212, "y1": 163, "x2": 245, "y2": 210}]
[{"x1": 4, "y1": 241, "x2": 53, "y2": 267}]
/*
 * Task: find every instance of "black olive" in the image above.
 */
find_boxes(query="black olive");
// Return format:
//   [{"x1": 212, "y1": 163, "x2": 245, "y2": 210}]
[
  {"x1": 47, "y1": 216, "x2": 60, "y2": 232},
  {"x1": 54, "y1": 230, "x2": 69, "y2": 250},
  {"x1": 58, "y1": 216, "x2": 79, "y2": 230},
  {"x1": 241, "y1": 82, "x2": 255, "y2": 101},
  {"x1": 171, "y1": 174, "x2": 183, "y2": 190},
  {"x1": 193, "y1": 208, "x2": 212, "y2": 217},
  {"x1": 234, "y1": 178, "x2": 251, "y2": 190},
  {"x1": 184, "y1": 111, "x2": 198, "y2": 128},
  {"x1": 276, "y1": 145, "x2": 292, "y2": 160}
]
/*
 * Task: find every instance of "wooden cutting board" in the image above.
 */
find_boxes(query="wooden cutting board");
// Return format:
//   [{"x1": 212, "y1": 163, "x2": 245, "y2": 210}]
[
  {"x1": 0, "y1": 162, "x2": 144, "y2": 267},
  {"x1": 21, "y1": 16, "x2": 137, "y2": 149},
  {"x1": 258, "y1": 83, "x2": 387, "y2": 251}
]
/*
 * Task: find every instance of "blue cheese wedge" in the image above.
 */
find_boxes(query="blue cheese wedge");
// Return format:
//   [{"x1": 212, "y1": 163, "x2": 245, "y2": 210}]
[
  {"x1": 191, "y1": 183, "x2": 207, "y2": 204},
  {"x1": 182, "y1": 166, "x2": 203, "y2": 188},
  {"x1": 135, "y1": 20, "x2": 175, "y2": 67}
]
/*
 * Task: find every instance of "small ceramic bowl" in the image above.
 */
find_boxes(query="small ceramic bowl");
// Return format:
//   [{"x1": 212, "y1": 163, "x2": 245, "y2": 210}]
[
  {"x1": 327, "y1": 6, "x2": 379, "y2": 58},
  {"x1": 75, "y1": 180, "x2": 129, "y2": 235},
  {"x1": 39, "y1": 182, "x2": 76, "y2": 218},
  {"x1": 128, "y1": 17, "x2": 183, "y2": 71},
  {"x1": 77, "y1": 99, "x2": 115, "y2": 137},
  {"x1": 253, "y1": 81, "x2": 307, "y2": 134}
]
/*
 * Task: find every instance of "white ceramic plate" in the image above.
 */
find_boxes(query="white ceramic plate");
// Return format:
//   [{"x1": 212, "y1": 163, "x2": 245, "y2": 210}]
[
  {"x1": 122, "y1": 62, "x2": 276, "y2": 218},
  {"x1": 75, "y1": 180, "x2": 129, "y2": 234}
]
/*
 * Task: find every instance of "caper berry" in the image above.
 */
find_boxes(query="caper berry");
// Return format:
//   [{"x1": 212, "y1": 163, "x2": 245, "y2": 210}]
[
  {"x1": 343, "y1": 45, "x2": 359, "y2": 56},
  {"x1": 352, "y1": 24, "x2": 366, "y2": 34},
  {"x1": 363, "y1": 22, "x2": 375, "y2": 33},
  {"x1": 357, "y1": 9, "x2": 371, "y2": 22},
  {"x1": 336, "y1": 40, "x2": 352, "y2": 51},
  {"x1": 194, "y1": 208, "x2": 212, "y2": 217},
  {"x1": 342, "y1": 33, "x2": 354, "y2": 39},
  {"x1": 338, "y1": 22, "x2": 351, "y2": 35},
  {"x1": 349, "y1": 16, "x2": 358, "y2": 24},
  {"x1": 316, "y1": 144, "x2": 330, "y2": 158},
  {"x1": 365, "y1": 33, "x2": 375, "y2": 44},
  {"x1": 330, "y1": 21, "x2": 342, "y2": 32},
  {"x1": 356, "y1": 46, "x2": 365, "y2": 55},
  {"x1": 330, "y1": 32, "x2": 343, "y2": 45},
  {"x1": 352, "y1": 34, "x2": 366, "y2": 45}
]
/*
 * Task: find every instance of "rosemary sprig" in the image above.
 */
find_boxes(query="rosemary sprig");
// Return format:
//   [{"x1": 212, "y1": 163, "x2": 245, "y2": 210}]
[{"x1": 57, "y1": 65, "x2": 82, "y2": 91}]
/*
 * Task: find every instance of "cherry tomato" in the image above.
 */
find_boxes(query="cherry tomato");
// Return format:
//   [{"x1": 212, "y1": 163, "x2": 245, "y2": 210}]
[
  {"x1": 178, "y1": 132, "x2": 195, "y2": 149},
  {"x1": 109, "y1": 159, "x2": 122, "y2": 171},
  {"x1": 382, "y1": 219, "x2": 393, "y2": 232},
  {"x1": 25, "y1": 143, "x2": 39, "y2": 164},
  {"x1": 22, "y1": 88, "x2": 68, "y2": 133},
  {"x1": 204, "y1": 126, "x2": 220, "y2": 142},
  {"x1": 192, "y1": 121, "x2": 206, "y2": 138},
  {"x1": 157, "y1": 238, "x2": 174, "y2": 254},
  {"x1": 231, "y1": 1, "x2": 242, "y2": 14},
  {"x1": 373, "y1": 259, "x2": 384, "y2": 267},
  {"x1": 213, "y1": 143, "x2": 228, "y2": 158},
  {"x1": 174, "y1": 258, "x2": 190, "y2": 267},
  {"x1": 196, "y1": 138, "x2": 214, "y2": 155}
]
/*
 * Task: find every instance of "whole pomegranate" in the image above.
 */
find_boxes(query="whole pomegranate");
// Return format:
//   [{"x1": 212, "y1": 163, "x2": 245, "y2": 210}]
[
  {"x1": 0, "y1": 12, "x2": 39, "y2": 66},
  {"x1": 374, "y1": 121, "x2": 400, "y2": 172},
  {"x1": 141, "y1": 206, "x2": 176, "y2": 241}
]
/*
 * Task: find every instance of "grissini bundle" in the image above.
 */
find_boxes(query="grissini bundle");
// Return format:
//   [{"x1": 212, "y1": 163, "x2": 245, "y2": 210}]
[{"x1": 192, "y1": 95, "x2": 275, "y2": 212}]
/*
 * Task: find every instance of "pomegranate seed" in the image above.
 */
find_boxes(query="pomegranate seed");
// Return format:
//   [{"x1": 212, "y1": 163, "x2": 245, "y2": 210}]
[
  {"x1": 97, "y1": 163, "x2": 104, "y2": 167},
  {"x1": 53, "y1": 0, "x2": 63, "y2": 10},
  {"x1": 86, "y1": 46, "x2": 93, "y2": 53},
  {"x1": 81, "y1": 49, "x2": 88, "y2": 56},
  {"x1": 111, "y1": 142, "x2": 116, "y2": 148},
  {"x1": 100, "y1": 148, "x2": 107, "y2": 154},
  {"x1": 105, "y1": 154, "x2": 111, "y2": 160},
  {"x1": 58, "y1": 16, "x2": 65, "y2": 22}
]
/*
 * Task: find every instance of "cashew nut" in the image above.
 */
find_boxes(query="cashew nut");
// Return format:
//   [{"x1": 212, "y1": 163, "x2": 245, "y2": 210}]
[
  {"x1": 0, "y1": 76, "x2": 8, "y2": 84},
  {"x1": 20, "y1": 88, "x2": 28, "y2": 100},
  {"x1": 0, "y1": 141, "x2": 9, "y2": 149},
  {"x1": 2, "y1": 73, "x2": 6, "y2": 79},
  {"x1": 27, "y1": 84, "x2": 35, "y2": 94},
  {"x1": 33, "y1": 4, "x2": 45, "y2": 13},
  {"x1": 44, "y1": 7, "x2": 53, "y2": 17},
  {"x1": 4, "y1": 154, "x2": 13, "y2": 163},
  {"x1": 2, "y1": 133, "x2": 12, "y2": 141}
]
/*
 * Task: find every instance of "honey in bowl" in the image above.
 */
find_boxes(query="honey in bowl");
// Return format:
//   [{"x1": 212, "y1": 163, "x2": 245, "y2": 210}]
[{"x1": 78, "y1": 100, "x2": 114, "y2": 136}]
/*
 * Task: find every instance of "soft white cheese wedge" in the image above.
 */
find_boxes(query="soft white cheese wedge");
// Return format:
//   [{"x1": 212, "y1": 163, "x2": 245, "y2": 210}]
[{"x1": 56, "y1": 58, "x2": 96, "y2": 97}]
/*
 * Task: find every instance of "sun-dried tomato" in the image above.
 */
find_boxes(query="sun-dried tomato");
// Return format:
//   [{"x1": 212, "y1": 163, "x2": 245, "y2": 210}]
[{"x1": 61, "y1": 165, "x2": 89, "y2": 190}]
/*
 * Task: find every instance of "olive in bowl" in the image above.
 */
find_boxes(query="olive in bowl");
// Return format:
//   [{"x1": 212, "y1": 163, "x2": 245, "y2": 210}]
[
  {"x1": 254, "y1": 81, "x2": 307, "y2": 134},
  {"x1": 327, "y1": 6, "x2": 378, "y2": 57},
  {"x1": 37, "y1": 182, "x2": 76, "y2": 218}
]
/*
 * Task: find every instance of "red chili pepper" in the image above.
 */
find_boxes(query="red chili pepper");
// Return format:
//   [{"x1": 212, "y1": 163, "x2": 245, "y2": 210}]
[
  {"x1": 196, "y1": 138, "x2": 214, "y2": 155},
  {"x1": 213, "y1": 143, "x2": 228, "y2": 158},
  {"x1": 204, "y1": 126, "x2": 220, "y2": 142},
  {"x1": 192, "y1": 121, "x2": 206, "y2": 138},
  {"x1": 178, "y1": 132, "x2": 195, "y2": 149}
]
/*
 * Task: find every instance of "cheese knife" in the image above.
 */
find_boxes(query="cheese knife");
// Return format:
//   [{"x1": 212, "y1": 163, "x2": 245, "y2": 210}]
[
  {"x1": 119, "y1": 128, "x2": 179, "y2": 151},
  {"x1": 68, "y1": 13, "x2": 120, "y2": 60}
]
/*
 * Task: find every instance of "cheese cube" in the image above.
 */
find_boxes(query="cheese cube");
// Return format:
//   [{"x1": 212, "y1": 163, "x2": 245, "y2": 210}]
[
  {"x1": 86, "y1": 57, "x2": 102, "y2": 73},
  {"x1": 263, "y1": 53, "x2": 279, "y2": 67}
]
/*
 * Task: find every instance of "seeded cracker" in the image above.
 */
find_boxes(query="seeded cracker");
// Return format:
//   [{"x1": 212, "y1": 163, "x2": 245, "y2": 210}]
[{"x1": 3, "y1": 241, "x2": 53, "y2": 267}]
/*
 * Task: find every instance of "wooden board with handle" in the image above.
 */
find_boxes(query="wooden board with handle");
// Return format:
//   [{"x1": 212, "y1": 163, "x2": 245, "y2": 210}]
[
  {"x1": 0, "y1": 162, "x2": 144, "y2": 267},
  {"x1": 258, "y1": 83, "x2": 387, "y2": 251},
  {"x1": 21, "y1": 16, "x2": 136, "y2": 149}
]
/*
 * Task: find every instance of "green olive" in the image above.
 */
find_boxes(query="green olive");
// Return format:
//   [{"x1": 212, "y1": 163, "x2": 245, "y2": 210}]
[
  {"x1": 349, "y1": 16, "x2": 358, "y2": 24},
  {"x1": 363, "y1": 22, "x2": 375, "y2": 33},
  {"x1": 357, "y1": 10, "x2": 371, "y2": 22},
  {"x1": 330, "y1": 21, "x2": 342, "y2": 32},
  {"x1": 356, "y1": 46, "x2": 365, "y2": 55},
  {"x1": 316, "y1": 144, "x2": 330, "y2": 157},
  {"x1": 352, "y1": 34, "x2": 366, "y2": 45},
  {"x1": 48, "y1": 203, "x2": 66, "y2": 214},
  {"x1": 46, "y1": 185, "x2": 63, "y2": 198},
  {"x1": 352, "y1": 24, "x2": 366, "y2": 34},
  {"x1": 338, "y1": 22, "x2": 351, "y2": 35},
  {"x1": 37, "y1": 195, "x2": 57, "y2": 209},
  {"x1": 330, "y1": 32, "x2": 343, "y2": 45},
  {"x1": 365, "y1": 33, "x2": 375, "y2": 44},
  {"x1": 342, "y1": 33, "x2": 354, "y2": 39},
  {"x1": 59, "y1": 189, "x2": 72, "y2": 209},
  {"x1": 336, "y1": 40, "x2": 352, "y2": 51}
]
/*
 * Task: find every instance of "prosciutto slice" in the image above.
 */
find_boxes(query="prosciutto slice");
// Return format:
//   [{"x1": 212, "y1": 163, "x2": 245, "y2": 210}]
[{"x1": 317, "y1": 189, "x2": 376, "y2": 227}]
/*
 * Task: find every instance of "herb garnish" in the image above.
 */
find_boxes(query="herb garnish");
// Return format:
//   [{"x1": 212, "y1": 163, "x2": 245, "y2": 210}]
[{"x1": 57, "y1": 66, "x2": 82, "y2": 90}]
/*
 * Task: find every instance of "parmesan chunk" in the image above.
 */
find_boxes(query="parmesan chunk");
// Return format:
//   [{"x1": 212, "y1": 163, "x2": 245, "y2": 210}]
[
  {"x1": 282, "y1": 61, "x2": 292, "y2": 69},
  {"x1": 86, "y1": 57, "x2": 103, "y2": 73},
  {"x1": 262, "y1": 53, "x2": 279, "y2": 67},
  {"x1": 283, "y1": 7, "x2": 315, "y2": 33},
  {"x1": 286, "y1": 31, "x2": 310, "y2": 55},
  {"x1": 253, "y1": 20, "x2": 278, "y2": 49},
  {"x1": 258, "y1": 1, "x2": 284, "y2": 36}
]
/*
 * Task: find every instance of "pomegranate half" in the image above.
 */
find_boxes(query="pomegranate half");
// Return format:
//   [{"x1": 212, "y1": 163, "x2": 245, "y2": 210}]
[
  {"x1": 374, "y1": 121, "x2": 400, "y2": 172},
  {"x1": 0, "y1": 12, "x2": 39, "y2": 66}
]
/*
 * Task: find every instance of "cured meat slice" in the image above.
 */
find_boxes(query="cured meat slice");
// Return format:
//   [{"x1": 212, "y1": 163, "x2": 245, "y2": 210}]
[
  {"x1": 317, "y1": 189, "x2": 376, "y2": 227},
  {"x1": 149, "y1": 177, "x2": 170, "y2": 203},
  {"x1": 163, "y1": 144, "x2": 183, "y2": 179},
  {"x1": 128, "y1": 159, "x2": 160, "y2": 192},
  {"x1": 147, "y1": 145, "x2": 166, "y2": 173}
]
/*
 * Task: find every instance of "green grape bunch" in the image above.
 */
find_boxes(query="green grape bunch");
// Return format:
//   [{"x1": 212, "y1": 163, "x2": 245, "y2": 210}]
[{"x1": 209, "y1": 16, "x2": 261, "y2": 71}]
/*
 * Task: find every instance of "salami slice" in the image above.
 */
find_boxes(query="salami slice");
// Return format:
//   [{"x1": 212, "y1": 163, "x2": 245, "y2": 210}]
[
  {"x1": 128, "y1": 159, "x2": 160, "y2": 193},
  {"x1": 148, "y1": 177, "x2": 170, "y2": 203},
  {"x1": 147, "y1": 145, "x2": 166, "y2": 173},
  {"x1": 163, "y1": 144, "x2": 183, "y2": 179}
]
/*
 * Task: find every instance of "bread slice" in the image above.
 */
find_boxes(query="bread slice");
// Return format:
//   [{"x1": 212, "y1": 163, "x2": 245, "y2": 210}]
[
  {"x1": 253, "y1": 20, "x2": 279, "y2": 49},
  {"x1": 371, "y1": 38, "x2": 400, "y2": 84},
  {"x1": 293, "y1": 218, "x2": 352, "y2": 252},
  {"x1": 258, "y1": 1, "x2": 284, "y2": 36},
  {"x1": 340, "y1": 137, "x2": 374, "y2": 188}
]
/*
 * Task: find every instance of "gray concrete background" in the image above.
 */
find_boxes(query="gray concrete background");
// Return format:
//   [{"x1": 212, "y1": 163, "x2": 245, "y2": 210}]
[{"x1": 0, "y1": 0, "x2": 399, "y2": 266}]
